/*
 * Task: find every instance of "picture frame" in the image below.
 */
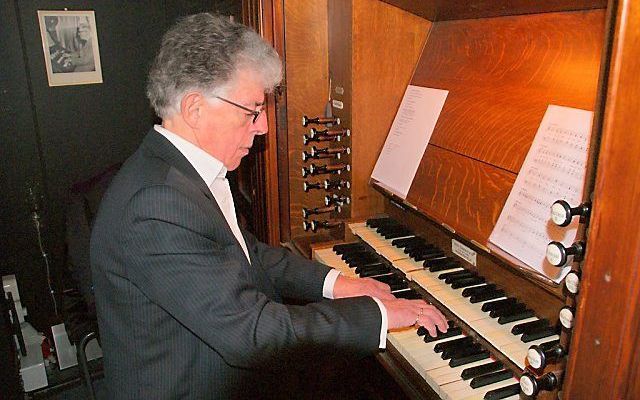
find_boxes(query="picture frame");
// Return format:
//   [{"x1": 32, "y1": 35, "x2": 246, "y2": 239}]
[{"x1": 37, "y1": 10, "x2": 103, "y2": 87}]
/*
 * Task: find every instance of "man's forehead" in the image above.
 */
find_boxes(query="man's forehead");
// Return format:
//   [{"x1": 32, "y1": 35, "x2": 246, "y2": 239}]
[{"x1": 228, "y1": 69, "x2": 267, "y2": 96}]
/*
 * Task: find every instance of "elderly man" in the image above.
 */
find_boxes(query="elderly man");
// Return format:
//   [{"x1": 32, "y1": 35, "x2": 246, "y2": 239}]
[{"x1": 91, "y1": 13, "x2": 447, "y2": 399}]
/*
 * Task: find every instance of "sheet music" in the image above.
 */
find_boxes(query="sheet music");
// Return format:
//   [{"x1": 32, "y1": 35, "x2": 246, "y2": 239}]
[
  {"x1": 489, "y1": 105, "x2": 592, "y2": 283},
  {"x1": 371, "y1": 85, "x2": 448, "y2": 199}
]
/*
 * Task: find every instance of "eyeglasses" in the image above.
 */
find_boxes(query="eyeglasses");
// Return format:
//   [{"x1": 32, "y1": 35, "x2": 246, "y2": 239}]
[{"x1": 216, "y1": 96, "x2": 263, "y2": 124}]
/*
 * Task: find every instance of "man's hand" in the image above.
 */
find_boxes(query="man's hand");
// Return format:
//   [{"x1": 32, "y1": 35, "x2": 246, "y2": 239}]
[
  {"x1": 381, "y1": 298, "x2": 448, "y2": 337},
  {"x1": 333, "y1": 275, "x2": 395, "y2": 301}
]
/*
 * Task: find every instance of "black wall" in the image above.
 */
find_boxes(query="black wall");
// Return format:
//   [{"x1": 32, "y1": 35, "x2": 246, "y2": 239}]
[{"x1": 0, "y1": 0, "x2": 241, "y2": 332}]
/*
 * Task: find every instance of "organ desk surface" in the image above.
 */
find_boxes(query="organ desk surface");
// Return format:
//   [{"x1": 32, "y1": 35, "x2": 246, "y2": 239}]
[{"x1": 258, "y1": 0, "x2": 640, "y2": 398}]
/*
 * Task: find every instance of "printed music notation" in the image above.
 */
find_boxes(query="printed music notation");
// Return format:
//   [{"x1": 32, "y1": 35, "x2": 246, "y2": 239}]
[
  {"x1": 371, "y1": 85, "x2": 448, "y2": 199},
  {"x1": 489, "y1": 105, "x2": 593, "y2": 283}
]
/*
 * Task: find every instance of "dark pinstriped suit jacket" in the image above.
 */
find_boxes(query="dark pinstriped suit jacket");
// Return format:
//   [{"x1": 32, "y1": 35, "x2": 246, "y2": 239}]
[{"x1": 90, "y1": 130, "x2": 382, "y2": 399}]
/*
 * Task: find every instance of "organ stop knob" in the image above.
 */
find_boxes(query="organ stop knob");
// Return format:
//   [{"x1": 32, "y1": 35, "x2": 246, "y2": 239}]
[
  {"x1": 302, "y1": 115, "x2": 340, "y2": 127},
  {"x1": 520, "y1": 371, "x2": 561, "y2": 397},
  {"x1": 559, "y1": 306, "x2": 575, "y2": 329},
  {"x1": 527, "y1": 343, "x2": 566, "y2": 370},
  {"x1": 564, "y1": 270, "x2": 581, "y2": 295},
  {"x1": 546, "y1": 241, "x2": 585, "y2": 267},
  {"x1": 550, "y1": 200, "x2": 591, "y2": 227}
]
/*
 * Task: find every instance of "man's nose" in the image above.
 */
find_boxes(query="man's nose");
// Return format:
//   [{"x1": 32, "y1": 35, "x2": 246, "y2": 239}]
[{"x1": 254, "y1": 111, "x2": 268, "y2": 135}]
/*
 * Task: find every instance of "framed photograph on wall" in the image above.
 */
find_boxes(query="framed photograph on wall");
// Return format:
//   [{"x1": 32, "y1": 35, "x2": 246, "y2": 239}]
[{"x1": 37, "y1": 10, "x2": 103, "y2": 86}]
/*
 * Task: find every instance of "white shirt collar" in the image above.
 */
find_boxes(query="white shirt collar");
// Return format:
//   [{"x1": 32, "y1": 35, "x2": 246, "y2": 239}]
[{"x1": 154, "y1": 124, "x2": 227, "y2": 187}]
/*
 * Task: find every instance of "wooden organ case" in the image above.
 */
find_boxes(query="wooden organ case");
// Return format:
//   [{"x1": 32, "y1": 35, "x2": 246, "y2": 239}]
[{"x1": 269, "y1": 0, "x2": 640, "y2": 398}]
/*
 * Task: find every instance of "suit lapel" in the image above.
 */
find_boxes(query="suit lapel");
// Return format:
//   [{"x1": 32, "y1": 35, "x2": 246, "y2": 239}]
[
  {"x1": 141, "y1": 130, "x2": 213, "y2": 201},
  {"x1": 140, "y1": 130, "x2": 254, "y2": 265}
]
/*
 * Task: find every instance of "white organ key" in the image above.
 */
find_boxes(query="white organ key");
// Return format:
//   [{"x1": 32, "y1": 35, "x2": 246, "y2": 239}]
[
  {"x1": 313, "y1": 248, "x2": 357, "y2": 277},
  {"x1": 376, "y1": 245, "x2": 412, "y2": 261},
  {"x1": 440, "y1": 376, "x2": 519, "y2": 400},
  {"x1": 410, "y1": 269, "x2": 464, "y2": 289},
  {"x1": 392, "y1": 259, "x2": 424, "y2": 277}
]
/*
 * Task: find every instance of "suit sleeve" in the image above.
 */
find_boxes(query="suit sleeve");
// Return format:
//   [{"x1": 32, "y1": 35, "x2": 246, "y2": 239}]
[
  {"x1": 243, "y1": 230, "x2": 334, "y2": 303},
  {"x1": 120, "y1": 185, "x2": 381, "y2": 369}
]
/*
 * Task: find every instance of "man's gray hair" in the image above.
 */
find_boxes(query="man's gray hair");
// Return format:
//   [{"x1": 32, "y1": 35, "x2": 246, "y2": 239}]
[{"x1": 147, "y1": 13, "x2": 282, "y2": 119}]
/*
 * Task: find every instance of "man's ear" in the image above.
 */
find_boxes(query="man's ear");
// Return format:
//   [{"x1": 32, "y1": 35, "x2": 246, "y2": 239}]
[{"x1": 181, "y1": 92, "x2": 204, "y2": 128}]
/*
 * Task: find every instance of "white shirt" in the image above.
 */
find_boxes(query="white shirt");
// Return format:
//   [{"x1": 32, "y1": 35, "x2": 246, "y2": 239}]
[{"x1": 155, "y1": 125, "x2": 386, "y2": 348}]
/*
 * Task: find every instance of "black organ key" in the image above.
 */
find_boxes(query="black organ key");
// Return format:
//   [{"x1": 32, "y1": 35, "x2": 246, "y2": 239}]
[
  {"x1": 461, "y1": 361, "x2": 504, "y2": 380},
  {"x1": 521, "y1": 326, "x2": 558, "y2": 343},
  {"x1": 413, "y1": 249, "x2": 445, "y2": 262},
  {"x1": 418, "y1": 320, "x2": 455, "y2": 337},
  {"x1": 407, "y1": 244, "x2": 437, "y2": 258},
  {"x1": 484, "y1": 383, "x2": 521, "y2": 400},
  {"x1": 391, "y1": 288, "x2": 412, "y2": 296},
  {"x1": 450, "y1": 276, "x2": 486, "y2": 289},
  {"x1": 371, "y1": 274, "x2": 407, "y2": 289},
  {"x1": 375, "y1": 224, "x2": 401, "y2": 234},
  {"x1": 356, "y1": 266, "x2": 389, "y2": 277},
  {"x1": 375, "y1": 223, "x2": 401, "y2": 234},
  {"x1": 442, "y1": 342, "x2": 483, "y2": 360},
  {"x1": 470, "y1": 369, "x2": 514, "y2": 389},
  {"x1": 427, "y1": 259, "x2": 459, "y2": 272},
  {"x1": 434, "y1": 336, "x2": 473, "y2": 353},
  {"x1": 439, "y1": 269, "x2": 473, "y2": 281},
  {"x1": 424, "y1": 326, "x2": 463, "y2": 343},
  {"x1": 497, "y1": 309, "x2": 535, "y2": 324},
  {"x1": 376, "y1": 223, "x2": 409, "y2": 233},
  {"x1": 449, "y1": 350, "x2": 490, "y2": 367},
  {"x1": 383, "y1": 228, "x2": 414, "y2": 239},
  {"x1": 438, "y1": 340, "x2": 472, "y2": 359},
  {"x1": 388, "y1": 281, "x2": 410, "y2": 291},
  {"x1": 511, "y1": 319, "x2": 550, "y2": 335},
  {"x1": 347, "y1": 256, "x2": 381, "y2": 268},
  {"x1": 404, "y1": 242, "x2": 433, "y2": 254},
  {"x1": 444, "y1": 271, "x2": 477, "y2": 284},
  {"x1": 470, "y1": 289, "x2": 505, "y2": 304},
  {"x1": 461, "y1": 284, "x2": 497, "y2": 297},
  {"x1": 366, "y1": 217, "x2": 390, "y2": 228},
  {"x1": 489, "y1": 303, "x2": 527, "y2": 318},
  {"x1": 481, "y1": 298, "x2": 517, "y2": 312},
  {"x1": 354, "y1": 262, "x2": 386, "y2": 273},
  {"x1": 394, "y1": 290, "x2": 421, "y2": 300},
  {"x1": 341, "y1": 250, "x2": 374, "y2": 261},
  {"x1": 332, "y1": 242, "x2": 364, "y2": 254},
  {"x1": 391, "y1": 236, "x2": 424, "y2": 248},
  {"x1": 351, "y1": 259, "x2": 384, "y2": 269}
]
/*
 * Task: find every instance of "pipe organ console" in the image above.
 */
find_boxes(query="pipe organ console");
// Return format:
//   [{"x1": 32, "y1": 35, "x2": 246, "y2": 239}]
[{"x1": 273, "y1": 0, "x2": 640, "y2": 398}]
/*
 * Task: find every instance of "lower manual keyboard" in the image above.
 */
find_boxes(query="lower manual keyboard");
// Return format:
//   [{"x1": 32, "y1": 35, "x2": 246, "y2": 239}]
[{"x1": 388, "y1": 326, "x2": 520, "y2": 399}]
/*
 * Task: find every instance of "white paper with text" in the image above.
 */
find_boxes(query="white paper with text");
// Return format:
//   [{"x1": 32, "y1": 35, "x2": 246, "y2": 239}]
[
  {"x1": 489, "y1": 105, "x2": 592, "y2": 283},
  {"x1": 371, "y1": 85, "x2": 448, "y2": 199}
]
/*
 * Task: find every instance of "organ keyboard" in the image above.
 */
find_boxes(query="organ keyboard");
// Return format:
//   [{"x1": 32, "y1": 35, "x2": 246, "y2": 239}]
[{"x1": 314, "y1": 217, "x2": 563, "y2": 399}]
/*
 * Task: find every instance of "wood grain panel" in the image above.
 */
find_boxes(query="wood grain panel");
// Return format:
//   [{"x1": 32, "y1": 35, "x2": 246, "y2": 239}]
[
  {"x1": 350, "y1": 0, "x2": 431, "y2": 220},
  {"x1": 380, "y1": 0, "x2": 606, "y2": 21},
  {"x1": 412, "y1": 10, "x2": 604, "y2": 173},
  {"x1": 284, "y1": 0, "x2": 330, "y2": 240},
  {"x1": 406, "y1": 145, "x2": 515, "y2": 246},
  {"x1": 564, "y1": 0, "x2": 640, "y2": 397},
  {"x1": 326, "y1": 0, "x2": 353, "y2": 233}
]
